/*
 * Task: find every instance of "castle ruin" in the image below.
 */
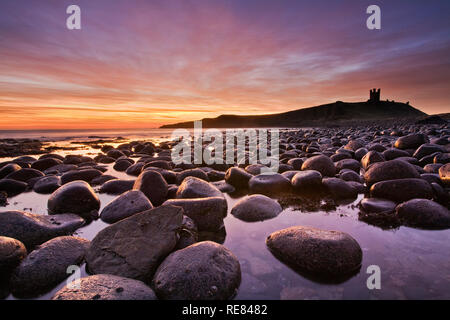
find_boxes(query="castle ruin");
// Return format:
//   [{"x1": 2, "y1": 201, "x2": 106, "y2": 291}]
[{"x1": 369, "y1": 88, "x2": 381, "y2": 102}]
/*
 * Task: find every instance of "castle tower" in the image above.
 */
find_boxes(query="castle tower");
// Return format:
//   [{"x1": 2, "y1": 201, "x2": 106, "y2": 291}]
[{"x1": 369, "y1": 88, "x2": 381, "y2": 102}]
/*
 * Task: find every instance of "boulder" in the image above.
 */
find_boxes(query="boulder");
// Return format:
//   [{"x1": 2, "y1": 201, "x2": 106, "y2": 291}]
[
  {"x1": 99, "y1": 179, "x2": 135, "y2": 195},
  {"x1": 177, "y1": 168, "x2": 209, "y2": 184},
  {"x1": 52, "y1": 274, "x2": 157, "y2": 300},
  {"x1": 152, "y1": 241, "x2": 241, "y2": 300},
  {"x1": 5, "y1": 168, "x2": 44, "y2": 183},
  {"x1": 231, "y1": 195, "x2": 282, "y2": 222},
  {"x1": 322, "y1": 178, "x2": 357, "y2": 199},
  {"x1": 133, "y1": 170, "x2": 168, "y2": 206},
  {"x1": 10, "y1": 236, "x2": 89, "y2": 298},
  {"x1": 0, "y1": 236, "x2": 27, "y2": 275},
  {"x1": 31, "y1": 158, "x2": 63, "y2": 171},
  {"x1": 291, "y1": 170, "x2": 322, "y2": 190},
  {"x1": 0, "y1": 163, "x2": 21, "y2": 179},
  {"x1": 0, "y1": 211, "x2": 85, "y2": 249},
  {"x1": 0, "y1": 179, "x2": 28, "y2": 197},
  {"x1": 370, "y1": 178, "x2": 433, "y2": 202},
  {"x1": 225, "y1": 167, "x2": 253, "y2": 189},
  {"x1": 439, "y1": 163, "x2": 450, "y2": 186},
  {"x1": 100, "y1": 190, "x2": 153, "y2": 223},
  {"x1": 248, "y1": 173, "x2": 291, "y2": 195},
  {"x1": 33, "y1": 176, "x2": 61, "y2": 194},
  {"x1": 61, "y1": 169, "x2": 103, "y2": 185},
  {"x1": 396, "y1": 199, "x2": 450, "y2": 229},
  {"x1": 361, "y1": 151, "x2": 385, "y2": 170},
  {"x1": 394, "y1": 133, "x2": 429, "y2": 150},
  {"x1": 48, "y1": 181, "x2": 100, "y2": 219},
  {"x1": 301, "y1": 155, "x2": 336, "y2": 177},
  {"x1": 364, "y1": 159, "x2": 420, "y2": 186},
  {"x1": 86, "y1": 205, "x2": 183, "y2": 281},
  {"x1": 176, "y1": 176, "x2": 223, "y2": 199}
]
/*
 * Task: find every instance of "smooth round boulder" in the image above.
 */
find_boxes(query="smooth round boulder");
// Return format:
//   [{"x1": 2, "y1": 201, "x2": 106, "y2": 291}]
[
  {"x1": 177, "y1": 168, "x2": 209, "y2": 185},
  {"x1": 291, "y1": 170, "x2": 322, "y2": 190},
  {"x1": 176, "y1": 176, "x2": 223, "y2": 199},
  {"x1": 287, "y1": 158, "x2": 304, "y2": 170},
  {"x1": 266, "y1": 226, "x2": 362, "y2": 278},
  {"x1": 125, "y1": 162, "x2": 145, "y2": 176},
  {"x1": 301, "y1": 155, "x2": 336, "y2": 177},
  {"x1": 248, "y1": 173, "x2": 291, "y2": 195},
  {"x1": 0, "y1": 163, "x2": 21, "y2": 179},
  {"x1": 31, "y1": 158, "x2": 63, "y2": 171},
  {"x1": 10, "y1": 236, "x2": 89, "y2": 298},
  {"x1": 225, "y1": 167, "x2": 253, "y2": 189},
  {"x1": 99, "y1": 179, "x2": 135, "y2": 195},
  {"x1": 231, "y1": 195, "x2": 282, "y2": 222},
  {"x1": 335, "y1": 159, "x2": 360, "y2": 173},
  {"x1": 322, "y1": 178, "x2": 357, "y2": 199},
  {"x1": 113, "y1": 159, "x2": 133, "y2": 172},
  {"x1": 360, "y1": 198, "x2": 397, "y2": 213},
  {"x1": 361, "y1": 150, "x2": 385, "y2": 170},
  {"x1": 396, "y1": 199, "x2": 450, "y2": 229},
  {"x1": 394, "y1": 133, "x2": 429, "y2": 150},
  {"x1": 5, "y1": 168, "x2": 44, "y2": 183},
  {"x1": 52, "y1": 274, "x2": 157, "y2": 300},
  {"x1": 33, "y1": 176, "x2": 61, "y2": 194},
  {"x1": 439, "y1": 163, "x2": 450, "y2": 186},
  {"x1": 0, "y1": 236, "x2": 27, "y2": 274},
  {"x1": 0, "y1": 179, "x2": 27, "y2": 197},
  {"x1": 370, "y1": 178, "x2": 433, "y2": 202},
  {"x1": 48, "y1": 181, "x2": 100, "y2": 219},
  {"x1": 339, "y1": 170, "x2": 363, "y2": 183},
  {"x1": 364, "y1": 159, "x2": 420, "y2": 186},
  {"x1": 61, "y1": 169, "x2": 103, "y2": 185},
  {"x1": 152, "y1": 241, "x2": 241, "y2": 300},
  {"x1": 133, "y1": 170, "x2": 168, "y2": 206},
  {"x1": 100, "y1": 190, "x2": 153, "y2": 223}
]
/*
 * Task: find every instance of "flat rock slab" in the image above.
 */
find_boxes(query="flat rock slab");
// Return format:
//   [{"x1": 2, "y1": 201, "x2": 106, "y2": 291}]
[
  {"x1": 153, "y1": 241, "x2": 241, "y2": 300},
  {"x1": 52, "y1": 274, "x2": 156, "y2": 300},
  {"x1": 231, "y1": 194, "x2": 282, "y2": 222},
  {"x1": 10, "y1": 236, "x2": 89, "y2": 298},
  {"x1": 0, "y1": 211, "x2": 85, "y2": 249},
  {"x1": 266, "y1": 226, "x2": 362, "y2": 280},
  {"x1": 86, "y1": 205, "x2": 183, "y2": 282}
]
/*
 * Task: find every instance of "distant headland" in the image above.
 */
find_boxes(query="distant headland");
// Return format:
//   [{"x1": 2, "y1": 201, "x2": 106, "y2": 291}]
[{"x1": 160, "y1": 89, "x2": 428, "y2": 128}]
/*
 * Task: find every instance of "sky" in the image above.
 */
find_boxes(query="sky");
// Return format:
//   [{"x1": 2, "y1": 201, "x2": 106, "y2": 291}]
[{"x1": 0, "y1": 0, "x2": 449, "y2": 129}]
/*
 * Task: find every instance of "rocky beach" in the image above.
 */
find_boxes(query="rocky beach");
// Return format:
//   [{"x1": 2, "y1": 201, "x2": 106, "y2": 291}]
[{"x1": 0, "y1": 122, "x2": 449, "y2": 300}]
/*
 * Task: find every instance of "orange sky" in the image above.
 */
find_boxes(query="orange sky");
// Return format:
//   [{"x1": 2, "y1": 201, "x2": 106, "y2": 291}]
[{"x1": 0, "y1": 0, "x2": 449, "y2": 129}]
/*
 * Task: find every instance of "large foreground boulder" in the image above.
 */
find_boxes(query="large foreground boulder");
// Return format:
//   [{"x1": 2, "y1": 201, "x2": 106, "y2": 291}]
[
  {"x1": 266, "y1": 226, "x2": 362, "y2": 279},
  {"x1": 0, "y1": 211, "x2": 85, "y2": 249},
  {"x1": 48, "y1": 181, "x2": 100, "y2": 219},
  {"x1": 152, "y1": 241, "x2": 241, "y2": 300},
  {"x1": 86, "y1": 205, "x2": 183, "y2": 282},
  {"x1": 52, "y1": 274, "x2": 157, "y2": 300},
  {"x1": 10, "y1": 236, "x2": 89, "y2": 298}
]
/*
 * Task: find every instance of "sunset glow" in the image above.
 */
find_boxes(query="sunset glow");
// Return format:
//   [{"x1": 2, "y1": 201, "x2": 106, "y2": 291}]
[{"x1": 0, "y1": 0, "x2": 449, "y2": 129}]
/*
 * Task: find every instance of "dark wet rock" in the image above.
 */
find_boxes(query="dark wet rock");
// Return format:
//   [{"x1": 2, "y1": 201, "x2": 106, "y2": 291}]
[
  {"x1": 207, "y1": 170, "x2": 226, "y2": 182},
  {"x1": 99, "y1": 179, "x2": 135, "y2": 195},
  {"x1": 423, "y1": 163, "x2": 442, "y2": 174},
  {"x1": 125, "y1": 162, "x2": 145, "y2": 176},
  {"x1": 113, "y1": 159, "x2": 133, "y2": 172},
  {"x1": 361, "y1": 150, "x2": 385, "y2": 170},
  {"x1": 33, "y1": 176, "x2": 61, "y2": 194},
  {"x1": 97, "y1": 155, "x2": 116, "y2": 164},
  {"x1": 10, "y1": 236, "x2": 89, "y2": 298},
  {"x1": 177, "y1": 168, "x2": 209, "y2": 184},
  {"x1": 48, "y1": 181, "x2": 100, "y2": 219},
  {"x1": 133, "y1": 170, "x2": 168, "y2": 206},
  {"x1": 266, "y1": 226, "x2": 362, "y2": 279},
  {"x1": 434, "y1": 153, "x2": 450, "y2": 165},
  {"x1": 382, "y1": 148, "x2": 411, "y2": 160},
  {"x1": 248, "y1": 173, "x2": 291, "y2": 195},
  {"x1": 431, "y1": 182, "x2": 450, "y2": 206},
  {"x1": 281, "y1": 170, "x2": 300, "y2": 180},
  {"x1": 106, "y1": 149, "x2": 125, "y2": 159},
  {"x1": 331, "y1": 153, "x2": 351, "y2": 162},
  {"x1": 31, "y1": 158, "x2": 63, "y2": 171},
  {"x1": 278, "y1": 164, "x2": 294, "y2": 173},
  {"x1": 420, "y1": 173, "x2": 442, "y2": 185},
  {"x1": 322, "y1": 178, "x2": 357, "y2": 199},
  {"x1": 0, "y1": 236, "x2": 27, "y2": 275},
  {"x1": 346, "y1": 181, "x2": 367, "y2": 194},
  {"x1": 91, "y1": 175, "x2": 117, "y2": 186},
  {"x1": 176, "y1": 176, "x2": 223, "y2": 199},
  {"x1": 355, "y1": 148, "x2": 368, "y2": 161},
  {"x1": 301, "y1": 155, "x2": 336, "y2": 177},
  {"x1": 212, "y1": 181, "x2": 235, "y2": 193},
  {"x1": 225, "y1": 167, "x2": 253, "y2": 189},
  {"x1": 0, "y1": 163, "x2": 21, "y2": 179},
  {"x1": 335, "y1": 159, "x2": 360, "y2": 173},
  {"x1": 143, "y1": 167, "x2": 177, "y2": 184},
  {"x1": 152, "y1": 241, "x2": 241, "y2": 300},
  {"x1": 43, "y1": 164, "x2": 77, "y2": 174},
  {"x1": 291, "y1": 170, "x2": 322, "y2": 190},
  {"x1": 360, "y1": 198, "x2": 397, "y2": 213},
  {"x1": 5, "y1": 168, "x2": 44, "y2": 183},
  {"x1": 245, "y1": 164, "x2": 267, "y2": 175},
  {"x1": 364, "y1": 159, "x2": 420, "y2": 186},
  {"x1": 0, "y1": 211, "x2": 85, "y2": 249},
  {"x1": 145, "y1": 160, "x2": 172, "y2": 170},
  {"x1": 61, "y1": 169, "x2": 103, "y2": 185},
  {"x1": 100, "y1": 190, "x2": 153, "y2": 223},
  {"x1": 0, "y1": 179, "x2": 28, "y2": 197},
  {"x1": 439, "y1": 163, "x2": 450, "y2": 186},
  {"x1": 370, "y1": 178, "x2": 433, "y2": 202},
  {"x1": 396, "y1": 199, "x2": 450, "y2": 229},
  {"x1": 39, "y1": 154, "x2": 65, "y2": 161},
  {"x1": 163, "y1": 197, "x2": 227, "y2": 231},
  {"x1": 345, "y1": 139, "x2": 365, "y2": 152},
  {"x1": 413, "y1": 144, "x2": 446, "y2": 160},
  {"x1": 231, "y1": 195, "x2": 282, "y2": 222},
  {"x1": 339, "y1": 170, "x2": 363, "y2": 183},
  {"x1": 86, "y1": 205, "x2": 183, "y2": 281},
  {"x1": 368, "y1": 143, "x2": 387, "y2": 152},
  {"x1": 52, "y1": 274, "x2": 157, "y2": 300},
  {"x1": 287, "y1": 158, "x2": 304, "y2": 170},
  {"x1": 394, "y1": 133, "x2": 429, "y2": 150}
]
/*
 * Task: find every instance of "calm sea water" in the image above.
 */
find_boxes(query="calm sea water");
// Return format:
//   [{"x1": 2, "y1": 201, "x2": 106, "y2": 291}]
[{"x1": 1, "y1": 131, "x2": 449, "y2": 300}]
